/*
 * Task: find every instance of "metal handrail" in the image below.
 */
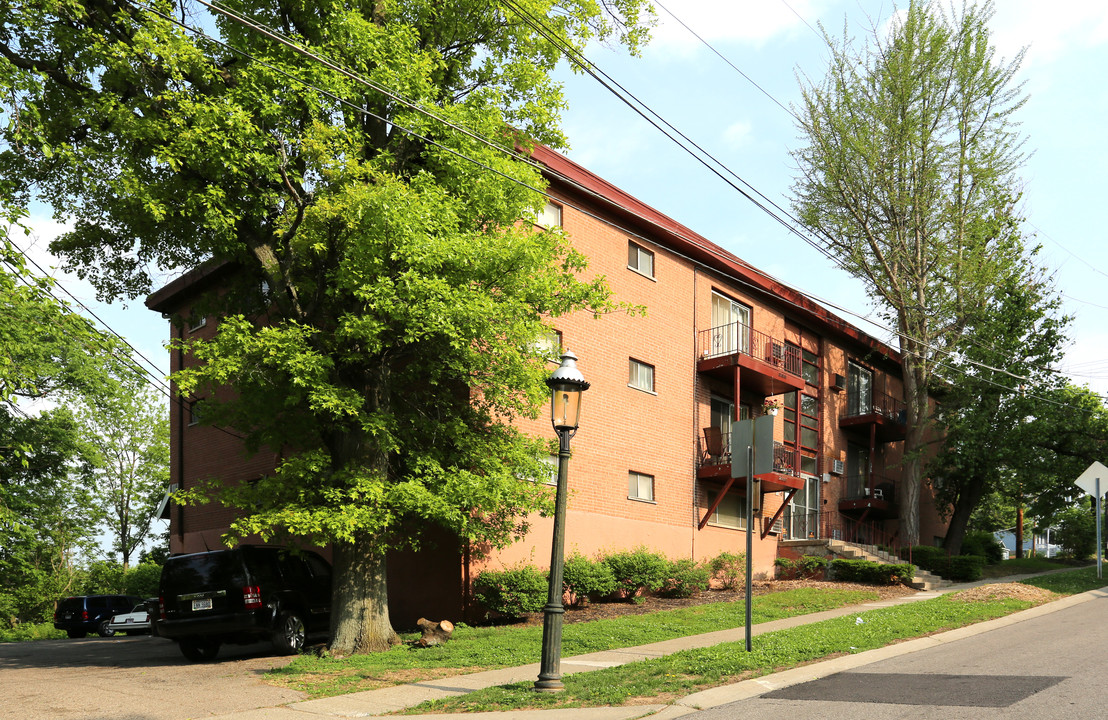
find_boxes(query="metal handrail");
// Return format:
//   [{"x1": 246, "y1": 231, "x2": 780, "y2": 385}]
[
  {"x1": 843, "y1": 388, "x2": 906, "y2": 422},
  {"x1": 698, "y1": 321, "x2": 803, "y2": 377}
]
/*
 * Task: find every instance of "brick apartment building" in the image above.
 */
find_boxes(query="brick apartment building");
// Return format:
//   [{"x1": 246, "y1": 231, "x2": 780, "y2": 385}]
[{"x1": 147, "y1": 145, "x2": 948, "y2": 626}]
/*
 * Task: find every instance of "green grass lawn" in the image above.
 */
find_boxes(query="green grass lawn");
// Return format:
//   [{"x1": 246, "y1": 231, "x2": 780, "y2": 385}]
[
  {"x1": 266, "y1": 587, "x2": 881, "y2": 697},
  {"x1": 407, "y1": 567, "x2": 1108, "y2": 714}
]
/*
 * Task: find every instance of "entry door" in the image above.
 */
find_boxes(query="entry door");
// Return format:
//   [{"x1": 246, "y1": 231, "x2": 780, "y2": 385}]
[
  {"x1": 711, "y1": 293, "x2": 751, "y2": 356},
  {"x1": 785, "y1": 475, "x2": 820, "y2": 539},
  {"x1": 846, "y1": 443, "x2": 870, "y2": 498}
]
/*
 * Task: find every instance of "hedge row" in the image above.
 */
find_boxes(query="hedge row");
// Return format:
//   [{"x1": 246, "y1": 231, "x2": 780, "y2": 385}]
[
  {"x1": 828, "y1": 558, "x2": 916, "y2": 585},
  {"x1": 473, "y1": 547, "x2": 745, "y2": 619},
  {"x1": 902, "y1": 546, "x2": 986, "y2": 582}
]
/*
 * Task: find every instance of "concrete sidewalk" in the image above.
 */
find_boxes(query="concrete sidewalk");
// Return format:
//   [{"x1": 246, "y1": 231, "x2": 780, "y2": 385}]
[{"x1": 208, "y1": 572, "x2": 1100, "y2": 720}]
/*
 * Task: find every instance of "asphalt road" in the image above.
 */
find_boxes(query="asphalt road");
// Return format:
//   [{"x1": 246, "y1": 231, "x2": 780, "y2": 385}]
[
  {"x1": 686, "y1": 592, "x2": 1108, "y2": 719},
  {"x1": 0, "y1": 634, "x2": 305, "y2": 720}
]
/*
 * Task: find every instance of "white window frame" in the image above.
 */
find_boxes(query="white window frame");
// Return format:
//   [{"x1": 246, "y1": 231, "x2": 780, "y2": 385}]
[
  {"x1": 628, "y1": 471, "x2": 655, "y2": 502},
  {"x1": 536, "y1": 201, "x2": 562, "y2": 228},
  {"x1": 188, "y1": 314, "x2": 207, "y2": 332},
  {"x1": 628, "y1": 359, "x2": 655, "y2": 394},
  {"x1": 627, "y1": 241, "x2": 655, "y2": 279},
  {"x1": 533, "y1": 329, "x2": 562, "y2": 364}
]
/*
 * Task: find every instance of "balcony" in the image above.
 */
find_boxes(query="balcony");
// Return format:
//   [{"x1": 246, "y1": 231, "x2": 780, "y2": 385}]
[
  {"x1": 838, "y1": 473, "x2": 897, "y2": 519},
  {"x1": 698, "y1": 430, "x2": 805, "y2": 494},
  {"x1": 839, "y1": 389, "x2": 907, "y2": 442},
  {"x1": 697, "y1": 322, "x2": 805, "y2": 396}
]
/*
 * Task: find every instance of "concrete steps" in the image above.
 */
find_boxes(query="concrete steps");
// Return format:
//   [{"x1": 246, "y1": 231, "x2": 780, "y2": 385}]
[{"x1": 826, "y1": 539, "x2": 946, "y2": 591}]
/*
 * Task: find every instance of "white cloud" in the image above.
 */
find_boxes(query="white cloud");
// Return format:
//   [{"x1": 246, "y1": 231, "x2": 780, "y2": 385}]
[
  {"x1": 647, "y1": 0, "x2": 834, "y2": 58},
  {"x1": 989, "y1": 1, "x2": 1108, "y2": 68},
  {"x1": 722, "y1": 119, "x2": 753, "y2": 150}
]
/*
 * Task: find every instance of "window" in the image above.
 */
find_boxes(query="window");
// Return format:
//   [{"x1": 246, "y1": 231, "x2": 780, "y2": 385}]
[
  {"x1": 187, "y1": 399, "x2": 204, "y2": 426},
  {"x1": 627, "y1": 241, "x2": 654, "y2": 278},
  {"x1": 541, "y1": 455, "x2": 558, "y2": 486},
  {"x1": 628, "y1": 472, "x2": 654, "y2": 502},
  {"x1": 188, "y1": 314, "x2": 207, "y2": 332},
  {"x1": 706, "y1": 489, "x2": 748, "y2": 530},
  {"x1": 709, "y1": 292, "x2": 751, "y2": 356},
  {"x1": 802, "y1": 348, "x2": 820, "y2": 386},
  {"x1": 628, "y1": 359, "x2": 655, "y2": 393},
  {"x1": 537, "y1": 201, "x2": 562, "y2": 228},
  {"x1": 783, "y1": 391, "x2": 797, "y2": 442},
  {"x1": 534, "y1": 329, "x2": 562, "y2": 363},
  {"x1": 800, "y1": 393, "x2": 819, "y2": 451},
  {"x1": 847, "y1": 361, "x2": 873, "y2": 415}
]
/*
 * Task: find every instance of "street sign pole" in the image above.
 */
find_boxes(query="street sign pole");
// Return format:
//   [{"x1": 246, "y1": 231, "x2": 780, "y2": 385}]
[
  {"x1": 733, "y1": 415, "x2": 773, "y2": 653},
  {"x1": 745, "y1": 443, "x2": 753, "y2": 652},
  {"x1": 1074, "y1": 462, "x2": 1108, "y2": 579}
]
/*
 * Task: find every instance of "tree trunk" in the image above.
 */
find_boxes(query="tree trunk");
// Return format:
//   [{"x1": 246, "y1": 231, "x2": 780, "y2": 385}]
[
  {"x1": 899, "y1": 365, "x2": 929, "y2": 547},
  {"x1": 329, "y1": 534, "x2": 399, "y2": 656},
  {"x1": 415, "y1": 618, "x2": 454, "y2": 647},
  {"x1": 942, "y1": 474, "x2": 988, "y2": 556}
]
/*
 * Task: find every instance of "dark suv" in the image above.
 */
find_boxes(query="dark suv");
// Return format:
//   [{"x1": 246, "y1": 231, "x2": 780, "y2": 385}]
[
  {"x1": 54, "y1": 595, "x2": 141, "y2": 638},
  {"x1": 157, "y1": 546, "x2": 331, "y2": 661}
]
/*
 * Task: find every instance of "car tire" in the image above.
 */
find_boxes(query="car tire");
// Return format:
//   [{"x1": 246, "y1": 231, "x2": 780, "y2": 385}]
[
  {"x1": 98, "y1": 620, "x2": 116, "y2": 637},
  {"x1": 272, "y1": 611, "x2": 306, "y2": 655},
  {"x1": 66, "y1": 629, "x2": 85, "y2": 639},
  {"x1": 179, "y1": 638, "x2": 221, "y2": 662}
]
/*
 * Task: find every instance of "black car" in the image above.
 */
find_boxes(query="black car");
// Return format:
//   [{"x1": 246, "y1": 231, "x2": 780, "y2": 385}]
[
  {"x1": 54, "y1": 594, "x2": 142, "y2": 638},
  {"x1": 157, "y1": 546, "x2": 332, "y2": 661}
]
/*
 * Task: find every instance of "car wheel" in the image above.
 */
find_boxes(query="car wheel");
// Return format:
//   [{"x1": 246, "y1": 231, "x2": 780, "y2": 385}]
[
  {"x1": 98, "y1": 620, "x2": 116, "y2": 637},
  {"x1": 179, "y1": 638, "x2": 221, "y2": 662},
  {"x1": 272, "y1": 611, "x2": 306, "y2": 655},
  {"x1": 66, "y1": 629, "x2": 85, "y2": 639}
]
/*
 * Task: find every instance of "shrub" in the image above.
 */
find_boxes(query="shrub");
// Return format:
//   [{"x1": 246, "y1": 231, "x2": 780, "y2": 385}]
[
  {"x1": 903, "y1": 545, "x2": 946, "y2": 572},
  {"x1": 829, "y1": 558, "x2": 915, "y2": 585},
  {"x1": 776, "y1": 555, "x2": 827, "y2": 580},
  {"x1": 798, "y1": 554, "x2": 828, "y2": 578},
  {"x1": 961, "y1": 531, "x2": 1004, "y2": 565},
  {"x1": 472, "y1": 566, "x2": 547, "y2": 619},
  {"x1": 658, "y1": 559, "x2": 710, "y2": 598},
  {"x1": 1055, "y1": 507, "x2": 1097, "y2": 560},
  {"x1": 562, "y1": 553, "x2": 616, "y2": 606},
  {"x1": 603, "y1": 547, "x2": 670, "y2": 602},
  {"x1": 941, "y1": 555, "x2": 985, "y2": 582},
  {"x1": 709, "y1": 551, "x2": 745, "y2": 589}
]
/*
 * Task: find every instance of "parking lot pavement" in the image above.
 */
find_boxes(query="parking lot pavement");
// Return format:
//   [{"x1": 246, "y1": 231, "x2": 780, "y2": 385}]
[{"x1": 0, "y1": 634, "x2": 306, "y2": 720}]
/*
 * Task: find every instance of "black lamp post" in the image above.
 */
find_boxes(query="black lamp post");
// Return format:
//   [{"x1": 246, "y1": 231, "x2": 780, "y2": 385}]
[{"x1": 534, "y1": 351, "x2": 589, "y2": 692}]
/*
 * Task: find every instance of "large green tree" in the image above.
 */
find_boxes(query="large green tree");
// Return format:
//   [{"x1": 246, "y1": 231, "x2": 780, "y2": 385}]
[
  {"x1": 0, "y1": 1, "x2": 653, "y2": 653},
  {"x1": 928, "y1": 232, "x2": 1069, "y2": 554},
  {"x1": 792, "y1": 0, "x2": 1028, "y2": 544},
  {"x1": 77, "y1": 380, "x2": 169, "y2": 570},
  {"x1": 0, "y1": 236, "x2": 139, "y2": 623}
]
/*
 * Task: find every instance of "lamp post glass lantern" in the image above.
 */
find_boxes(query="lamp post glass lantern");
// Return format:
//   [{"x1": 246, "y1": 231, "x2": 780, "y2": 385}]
[{"x1": 535, "y1": 351, "x2": 589, "y2": 692}]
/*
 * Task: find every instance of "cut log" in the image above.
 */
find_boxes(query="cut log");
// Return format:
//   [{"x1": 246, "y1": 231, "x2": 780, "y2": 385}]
[{"x1": 415, "y1": 617, "x2": 454, "y2": 647}]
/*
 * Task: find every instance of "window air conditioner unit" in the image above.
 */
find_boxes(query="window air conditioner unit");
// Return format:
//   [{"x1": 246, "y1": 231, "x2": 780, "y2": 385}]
[
  {"x1": 831, "y1": 459, "x2": 845, "y2": 475},
  {"x1": 831, "y1": 374, "x2": 846, "y2": 391}
]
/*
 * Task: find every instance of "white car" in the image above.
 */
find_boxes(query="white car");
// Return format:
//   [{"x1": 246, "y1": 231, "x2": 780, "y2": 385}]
[{"x1": 106, "y1": 603, "x2": 152, "y2": 635}]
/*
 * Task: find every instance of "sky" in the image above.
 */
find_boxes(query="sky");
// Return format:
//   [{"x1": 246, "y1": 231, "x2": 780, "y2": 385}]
[{"x1": 15, "y1": 0, "x2": 1108, "y2": 405}]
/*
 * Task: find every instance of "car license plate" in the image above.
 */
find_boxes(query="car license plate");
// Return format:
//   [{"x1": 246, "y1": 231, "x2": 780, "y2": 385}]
[{"x1": 192, "y1": 598, "x2": 213, "y2": 611}]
